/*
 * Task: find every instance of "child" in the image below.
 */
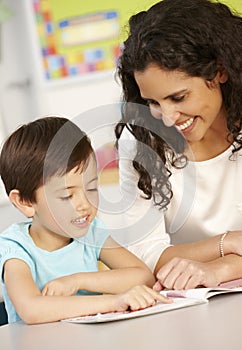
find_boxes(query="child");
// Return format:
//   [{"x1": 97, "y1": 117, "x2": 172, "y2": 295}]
[{"x1": 0, "y1": 117, "x2": 170, "y2": 324}]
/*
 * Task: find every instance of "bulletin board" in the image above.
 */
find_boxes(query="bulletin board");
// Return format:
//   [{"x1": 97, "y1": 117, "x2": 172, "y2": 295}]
[
  {"x1": 221, "y1": 0, "x2": 242, "y2": 14},
  {"x1": 32, "y1": 0, "x2": 242, "y2": 83},
  {"x1": 32, "y1": 0, "x2": 158, "y2": 82}
]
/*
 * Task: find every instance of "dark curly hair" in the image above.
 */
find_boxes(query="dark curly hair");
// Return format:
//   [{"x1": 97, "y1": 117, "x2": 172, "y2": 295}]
[{"x1": 115, "y1": 0, "x2": 242, "y2": 209}]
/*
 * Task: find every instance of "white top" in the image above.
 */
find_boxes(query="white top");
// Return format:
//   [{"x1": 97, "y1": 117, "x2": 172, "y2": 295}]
[{"x1": 118, "y1": 126, "x2": 242, "y2": 271}]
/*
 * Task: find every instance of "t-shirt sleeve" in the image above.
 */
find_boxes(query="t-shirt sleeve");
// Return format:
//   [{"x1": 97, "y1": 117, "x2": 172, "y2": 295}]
[{"x1": 0, "y1": 241, "x2": 34, "y2": 282}]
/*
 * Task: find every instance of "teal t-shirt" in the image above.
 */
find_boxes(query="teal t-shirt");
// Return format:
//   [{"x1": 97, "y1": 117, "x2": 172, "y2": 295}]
[{"x1": 0, "y1": 217, "x2": 110, "y2": 323}]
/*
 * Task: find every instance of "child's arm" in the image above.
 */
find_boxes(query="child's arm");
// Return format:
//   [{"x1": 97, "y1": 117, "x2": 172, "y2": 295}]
[
  {"x1": 42, "y1": 237, "x2": 155, "y2": 296},
  {"x1": 4, "y1": 258, "x2": 171, "y2": 324}
]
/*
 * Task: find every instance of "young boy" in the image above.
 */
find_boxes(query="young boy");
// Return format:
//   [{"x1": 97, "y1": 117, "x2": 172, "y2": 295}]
[{"x1": 0, "y1": 117, "x2": 170, "y2": 324}]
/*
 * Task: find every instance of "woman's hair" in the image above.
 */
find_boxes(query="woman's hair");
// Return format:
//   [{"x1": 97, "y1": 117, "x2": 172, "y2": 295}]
[
  {"x1": 115, "y1": 0, "x2": 242, "y2": 209},
  {"x1": 0, "y1": 117, "x2": 93, "y2": 202}
]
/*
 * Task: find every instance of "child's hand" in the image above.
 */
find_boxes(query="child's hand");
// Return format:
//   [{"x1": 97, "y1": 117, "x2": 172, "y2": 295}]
[
  {"x1": 115, "y1": 285, "x2": 172, "y2": 312},
  {"x1": 42, "y1": 275, "x2": 79, "y2": 296}
]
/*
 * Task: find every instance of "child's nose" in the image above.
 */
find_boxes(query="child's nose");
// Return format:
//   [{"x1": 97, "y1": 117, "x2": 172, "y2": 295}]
[{"x1": 75, "y1": 193, "x2": 90, "y2": 211}]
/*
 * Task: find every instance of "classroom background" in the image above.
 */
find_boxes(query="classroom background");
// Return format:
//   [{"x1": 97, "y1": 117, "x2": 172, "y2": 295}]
[{"x1": 0, "y1": 0, "x2": 241, "y2": 233}]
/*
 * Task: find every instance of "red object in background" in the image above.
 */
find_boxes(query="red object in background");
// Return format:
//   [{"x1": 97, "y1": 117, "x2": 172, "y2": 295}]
[{"x1": 95, "y1": 146, "x2": 118, "y2": 171}]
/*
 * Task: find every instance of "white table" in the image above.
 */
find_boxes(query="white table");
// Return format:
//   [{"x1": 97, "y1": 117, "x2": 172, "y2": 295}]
[{"x1": 1, "y1": 293, "x2": 241, "y2": 350}]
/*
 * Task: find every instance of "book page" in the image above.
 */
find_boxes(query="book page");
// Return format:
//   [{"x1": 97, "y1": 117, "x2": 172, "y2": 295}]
[
  {"x1": 162, "y1": 281, "x2": 242, "y2": 301},
  {"x1": 219, "y1": 278, "x2": 242, "y2": 289},
  {"x1": 161, "y1": 288, "x2": 210, "y2": 301}
]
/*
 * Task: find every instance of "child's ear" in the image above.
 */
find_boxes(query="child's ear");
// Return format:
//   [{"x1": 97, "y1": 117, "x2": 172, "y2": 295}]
[{"x1": 9, "y1": 190, "x2": 35, "y2": 218}]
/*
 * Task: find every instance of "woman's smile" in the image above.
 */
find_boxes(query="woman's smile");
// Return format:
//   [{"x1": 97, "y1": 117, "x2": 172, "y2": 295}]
[
  {"x1": 134, "y1": 64, "x2": 226, "y2": 146},
  {"x1": 175, "y1": 117, "x2": 195, "y2": 132}
]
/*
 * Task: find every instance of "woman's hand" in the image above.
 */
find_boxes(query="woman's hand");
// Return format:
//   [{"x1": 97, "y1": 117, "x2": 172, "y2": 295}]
[
  {"x1": 154, "y1": 257, "x2": 220, "y2": 290},
  {"x1": 42, "y1": 274, "x2": 80, "y2": 296},
  {"x1": 115, "y1": 285, "x2": 172, "y2": 311}
]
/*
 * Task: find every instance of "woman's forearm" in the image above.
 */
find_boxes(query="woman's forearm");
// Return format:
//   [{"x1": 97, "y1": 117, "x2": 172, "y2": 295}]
[
  {"x1": 210, "y1": 254, "x2": 242, "y2": 284},
  {"x1": 155, "y1": 230, "x2": 242, "y2": 282},
  {"x1": 154, "y1": 234, "x2": 226, "y2": 274}
]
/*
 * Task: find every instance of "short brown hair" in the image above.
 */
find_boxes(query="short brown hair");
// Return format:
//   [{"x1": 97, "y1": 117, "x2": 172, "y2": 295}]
[{"x1": 0, "y1": 117, "x2": 93, "y2": 202}]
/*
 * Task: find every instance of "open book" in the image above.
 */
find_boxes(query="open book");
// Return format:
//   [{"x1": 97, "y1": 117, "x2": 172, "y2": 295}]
[{"x1": 61, "y1": 278, "x2": 242, "y2": 324}]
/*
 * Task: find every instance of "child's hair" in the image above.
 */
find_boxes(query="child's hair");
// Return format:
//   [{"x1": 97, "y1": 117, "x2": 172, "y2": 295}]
[{"x1": 0, "y1": 117, "x2": 93, "y2": 202}]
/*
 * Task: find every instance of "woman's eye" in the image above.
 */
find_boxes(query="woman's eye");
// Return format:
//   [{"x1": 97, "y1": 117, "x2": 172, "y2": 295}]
[
  {"x1": 171, "y1": 95, "x2": 185, "y2": 102},
  {"x1": 145, "y1": 99, "x2": 159, "y2": 106}
]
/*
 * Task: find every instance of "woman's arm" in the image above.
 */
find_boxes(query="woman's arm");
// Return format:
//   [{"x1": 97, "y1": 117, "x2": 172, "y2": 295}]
[
  {"x1": 155, "y1": 229, "x2": 242, "y2": 272},
  {"x1": 154, "y1": 231, "x2": 242, "y2": 289},
  {"x1": 154, "y1": 254, "x2": 242, "y2": 290},
  {"x1": 4, "y1": 258, "x2": 169, "y2": 324},
  {"x1": 154, "y1": 234, "x2": 223, "y2": 274}
]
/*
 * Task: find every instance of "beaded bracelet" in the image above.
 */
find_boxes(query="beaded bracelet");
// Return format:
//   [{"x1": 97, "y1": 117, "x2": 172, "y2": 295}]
[{"x1": 219, "y1": 231, "x2": 228, "y2": 257}]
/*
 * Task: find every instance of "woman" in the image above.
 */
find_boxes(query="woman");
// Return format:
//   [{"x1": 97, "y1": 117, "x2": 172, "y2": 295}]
[{"x1": 115, "y1": 0, "x2": 242, "y2": 290}]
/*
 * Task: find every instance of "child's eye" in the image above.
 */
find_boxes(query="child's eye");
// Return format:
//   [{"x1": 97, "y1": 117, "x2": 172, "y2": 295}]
[
  {"x1": 86, "y1": 188, "x2": 98, "y2": 192},
  {"x1": 60, "y1": 195, "x2": 72, "y2": 201}
]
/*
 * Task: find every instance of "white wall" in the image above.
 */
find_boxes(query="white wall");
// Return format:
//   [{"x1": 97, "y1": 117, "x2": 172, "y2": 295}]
[{"x1": 0, "y1": 0, "x2": 122, "y2": 232}]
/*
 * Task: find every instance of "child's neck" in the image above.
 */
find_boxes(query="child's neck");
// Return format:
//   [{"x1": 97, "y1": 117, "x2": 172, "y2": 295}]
[{"x1": 29, "y1": 225, "x2": 72, "y2": 252}]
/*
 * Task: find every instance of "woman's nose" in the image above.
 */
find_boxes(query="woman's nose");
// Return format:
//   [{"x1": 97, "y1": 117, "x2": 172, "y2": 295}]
[
  {"x1": 150, "y1": 104, "x2": 180, "y2": 126},
  {"x1": 162, "y1": 111, "x2": 181, "y2": 127}
]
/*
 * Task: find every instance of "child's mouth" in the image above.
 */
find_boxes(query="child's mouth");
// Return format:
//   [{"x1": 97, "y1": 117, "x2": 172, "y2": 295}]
[{"x1": 71, "y1": 216, "x2": 88, "y2": 225}]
